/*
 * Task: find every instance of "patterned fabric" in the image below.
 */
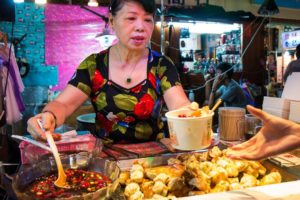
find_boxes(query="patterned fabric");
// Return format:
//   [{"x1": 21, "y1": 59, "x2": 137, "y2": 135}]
[{"x1": 69, "y1": 47, "x2": 181, "y2": 143}]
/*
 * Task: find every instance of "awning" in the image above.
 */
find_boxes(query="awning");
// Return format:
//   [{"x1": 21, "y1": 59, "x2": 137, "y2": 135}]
[{"x1": 158, "y1": 4, "x2": 256, "y2": 23}]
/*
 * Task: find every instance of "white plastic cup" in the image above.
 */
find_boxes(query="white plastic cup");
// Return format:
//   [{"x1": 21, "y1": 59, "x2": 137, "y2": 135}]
[{"x1": 165, "y1": 109, "x2": 214, "y2": 150}]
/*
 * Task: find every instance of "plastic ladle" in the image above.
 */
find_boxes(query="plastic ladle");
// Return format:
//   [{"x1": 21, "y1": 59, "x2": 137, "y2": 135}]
[
  {"x1": 211, "y1": 98, "x2": 222, "y2": 113},
  {"x1": 37, "y1": 119, "x2": 70, "y2": 189}
]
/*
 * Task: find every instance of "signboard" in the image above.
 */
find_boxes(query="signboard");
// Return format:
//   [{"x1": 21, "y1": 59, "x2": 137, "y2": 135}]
[{"x1": 282, "y1": 30, "x2": 300, "y2": 49}]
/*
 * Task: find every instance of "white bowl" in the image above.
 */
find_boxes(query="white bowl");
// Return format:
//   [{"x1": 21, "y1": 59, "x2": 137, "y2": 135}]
[{"x1": 165, "y1": 109, "x2": 214, "y2": 151}]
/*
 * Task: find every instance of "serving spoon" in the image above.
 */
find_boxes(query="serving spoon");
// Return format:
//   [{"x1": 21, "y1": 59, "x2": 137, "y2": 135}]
[{"x1": 37, "y1": 119, "x2": 70, "y2": 189}]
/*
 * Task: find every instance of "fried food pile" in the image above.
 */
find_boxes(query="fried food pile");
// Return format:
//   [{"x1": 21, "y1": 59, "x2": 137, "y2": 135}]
[{"x1": 119, "y1": 146, "x2": 281, "y2": 200}]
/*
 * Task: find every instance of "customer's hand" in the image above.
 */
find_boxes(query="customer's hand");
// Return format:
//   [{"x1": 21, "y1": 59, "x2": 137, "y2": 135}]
[
  {"x1": 226, "y1": 105, "x2": 300, "y2": 160},
  {"x1": 27, "y1": 112, "x2": 60, "y2": 141}
]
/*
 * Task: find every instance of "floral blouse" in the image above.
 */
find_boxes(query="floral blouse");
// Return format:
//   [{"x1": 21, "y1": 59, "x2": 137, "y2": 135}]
[{"x1": 69, "y1": 47, "x2": 181, "y2": 143}]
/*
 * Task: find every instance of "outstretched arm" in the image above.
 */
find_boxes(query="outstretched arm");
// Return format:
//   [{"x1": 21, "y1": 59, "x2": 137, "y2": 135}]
[
  {"x1": 27, "y1": 85, "x2": 88, "y2": 140},
  {"x1": 226, "y1": 105, "x2": 300, "y2": 160}
]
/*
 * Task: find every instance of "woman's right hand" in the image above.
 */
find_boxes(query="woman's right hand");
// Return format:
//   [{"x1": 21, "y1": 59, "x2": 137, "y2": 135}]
[{"x1": 27, "y1": 112, "x2": 60, "y2": 141}]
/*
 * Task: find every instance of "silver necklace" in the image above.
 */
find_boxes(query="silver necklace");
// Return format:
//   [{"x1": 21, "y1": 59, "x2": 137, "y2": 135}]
[{"x1": 116, "y1": 46, "x2": 138, "y2": 84}]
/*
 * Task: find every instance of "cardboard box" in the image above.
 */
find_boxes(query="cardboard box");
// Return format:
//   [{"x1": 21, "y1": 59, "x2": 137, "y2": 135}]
[
  {"x1": 289, "y1": 101, "x2": 300, "y2": 123},
  {"x1": 262, "y1": 96, "x2": 290, "y2": 119}
]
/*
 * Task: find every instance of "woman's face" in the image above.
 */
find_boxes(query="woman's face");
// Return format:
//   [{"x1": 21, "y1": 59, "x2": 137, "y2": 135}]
[{"x1": 110, "y1": 2, "x2": 154, "y2": 50}]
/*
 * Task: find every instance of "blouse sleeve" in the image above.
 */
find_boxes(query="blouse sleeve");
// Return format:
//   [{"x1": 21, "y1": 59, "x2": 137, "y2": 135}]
[
  {"x1": 68, "y1": 54, "x2": 97, "y2": 97},
  {"x1": 158, "y1": 56, "x2": 182, "y2": 95}
]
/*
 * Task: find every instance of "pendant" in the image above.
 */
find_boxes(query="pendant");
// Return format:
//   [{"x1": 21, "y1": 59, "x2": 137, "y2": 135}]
[{"x1": 126, "y1": 78, "x2": 131, "y2": 83}]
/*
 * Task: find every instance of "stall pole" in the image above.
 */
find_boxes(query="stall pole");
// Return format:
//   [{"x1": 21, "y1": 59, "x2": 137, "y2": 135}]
[{"x1": 160, "y1": 0, "x2": 165, "y2": 55}]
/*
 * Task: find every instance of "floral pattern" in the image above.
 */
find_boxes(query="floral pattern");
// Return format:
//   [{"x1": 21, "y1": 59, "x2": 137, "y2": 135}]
[
  {"x1": 69, "y1": 47, "x2": 181, "y2": 143},
  {"x1": 133, "y1": 94, "x2": 155, "y2": 120}
]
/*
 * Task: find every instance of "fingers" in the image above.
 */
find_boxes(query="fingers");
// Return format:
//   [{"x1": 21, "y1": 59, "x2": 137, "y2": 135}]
[
  {"x1": 41, "y1": 112, "x2": 55, "y2": 130},
  {"x1": 247, "y1": 105, "x2": 271, "y2": 123},
  {"x1": 227, "y1": 149, "x2": 263, "y2": 160},
  {"x1": 230, "y1": 137, "x2": 255, "y2": 150},
  {"x1": 226, "y1": 144, "x2": 262, "y2": 160},
  {"x1": 27, "y1": 113, "x2": 56, "y2": 141},
  {"x1": 27, "y1": 116, "x2": 46, "y2": 141},
  {"x1": 225, "y1": 137, "x2": 260, "y2": 160}
]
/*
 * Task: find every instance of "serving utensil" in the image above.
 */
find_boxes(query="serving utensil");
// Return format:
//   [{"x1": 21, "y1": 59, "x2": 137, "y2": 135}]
[
  {"x1": 211, "y1": 98, "x2": 222, "y2": 113},
  {"x1": 37, "y1": 119, "x2": 70, "y2": 189}
]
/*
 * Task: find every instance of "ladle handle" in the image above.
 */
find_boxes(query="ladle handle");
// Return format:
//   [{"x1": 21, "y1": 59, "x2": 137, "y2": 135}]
[
  {"x1": 37, "y1": 119, "x2": 66, "y2": 178},
  {"x1": 44, "y1": 130, "x2": 66, "y2": 175},
  {"x1": 211, "y1": 98, "x2": 222, "y2": 113}
]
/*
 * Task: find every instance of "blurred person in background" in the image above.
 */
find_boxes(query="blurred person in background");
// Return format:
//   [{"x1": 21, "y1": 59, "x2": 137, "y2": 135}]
[
  {"x1": 206, "y1": 62, "x2": 247, "y2": 108},
  {"x1": 283, "y1": 43, "x2": 300, "y2": 83}
]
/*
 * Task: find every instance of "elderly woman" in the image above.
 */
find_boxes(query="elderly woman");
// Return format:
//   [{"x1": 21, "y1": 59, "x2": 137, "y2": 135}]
[{"x1": 27, "y1": 0, "x2": 190, "y2": 143}]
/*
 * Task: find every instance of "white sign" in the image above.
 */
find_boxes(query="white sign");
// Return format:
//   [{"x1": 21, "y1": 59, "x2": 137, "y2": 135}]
[
  {"x1": 282, "y1": 30, "x2": 300, "y2": 49},
  {"x1": 282, "y1": 72, "x2": 300, "y2": 101}
]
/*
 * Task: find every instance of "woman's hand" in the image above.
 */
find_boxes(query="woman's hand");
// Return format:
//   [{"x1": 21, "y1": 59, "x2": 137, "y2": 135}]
[
  {"x1": 226, "y1": 105, "x2": 300, "y2": 160},
  {"x1": 211, "y1": 74, "x2": 223, "y2": 91},
  {"x1": 27, "y1": 112, "x2": 60, "y2": 141}
]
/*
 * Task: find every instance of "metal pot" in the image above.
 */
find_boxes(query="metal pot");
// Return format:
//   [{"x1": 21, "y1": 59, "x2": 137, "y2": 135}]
[
  {"x1": 12, "y1": 157, "x2": 120, "y2": 200},
  {"x1": 76, "y1": 113, "x2": 96, "y2": 135}
]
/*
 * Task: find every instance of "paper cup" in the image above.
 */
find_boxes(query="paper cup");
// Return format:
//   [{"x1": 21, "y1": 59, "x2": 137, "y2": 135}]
[{"x1": 165, "y1": 109, "x2": 214, "y2": 150}]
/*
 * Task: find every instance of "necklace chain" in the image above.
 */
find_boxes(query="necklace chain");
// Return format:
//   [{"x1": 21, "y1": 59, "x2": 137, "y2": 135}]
[{"x1": 116, "y1": 46, "x2": 138, "y2": 84}]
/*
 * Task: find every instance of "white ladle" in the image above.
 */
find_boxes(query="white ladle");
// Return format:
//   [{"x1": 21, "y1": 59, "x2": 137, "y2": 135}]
[{"x1": 37, "y1": 119, "x2": 70, "y2": 189}]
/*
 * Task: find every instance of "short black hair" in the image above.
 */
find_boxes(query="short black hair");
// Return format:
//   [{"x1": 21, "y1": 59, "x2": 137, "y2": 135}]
[
  {"x1": 216, "y1": 62, "x2": 234, "y2": 79},
  {"x1": 109, "y1": 0, "x2": 156, "y2": 16}
]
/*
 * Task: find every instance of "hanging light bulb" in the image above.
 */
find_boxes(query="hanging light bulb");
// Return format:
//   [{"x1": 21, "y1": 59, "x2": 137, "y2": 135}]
[
  {"x1": 88, "y1": 0, "x2": 98, "y2": 7},
  {"x1": 14, "y1": 0, "x2": 24, "y2": 3},
  {"x1": 35, "y1": 0, "x2": 47, "y2": 4},
  {"x1": 95, "y1": 24, "x2": 117, "y2": 50},
  {"x1": 257, "y1": 0, "x2": 279, "y2": 16}
]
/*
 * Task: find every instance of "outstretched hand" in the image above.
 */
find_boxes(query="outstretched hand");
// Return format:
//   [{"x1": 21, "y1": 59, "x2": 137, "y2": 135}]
[{"x1": 226, "y1": 105, "x2": 300, "y2": 160}]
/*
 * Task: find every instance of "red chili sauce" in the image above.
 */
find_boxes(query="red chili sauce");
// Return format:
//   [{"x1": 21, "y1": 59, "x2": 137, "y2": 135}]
[{"x1": 28, "y1": 169, "x2": 110, "y2": 199}]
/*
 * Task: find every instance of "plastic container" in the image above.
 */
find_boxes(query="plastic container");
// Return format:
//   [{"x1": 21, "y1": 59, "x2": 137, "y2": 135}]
[
  {"x1": 218, "y1": 107, "x2": 245, "y2": 141},
  {"x1": 19, "y1": 133, "x2": 98, "y2": 164},
  {"x1": 165, "y1": 109, "x2": 214, "y2": 151}
]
